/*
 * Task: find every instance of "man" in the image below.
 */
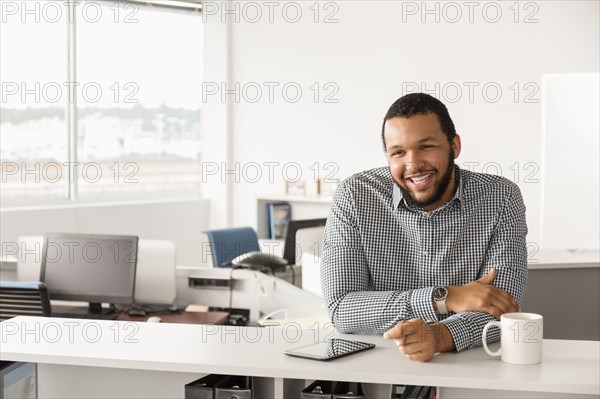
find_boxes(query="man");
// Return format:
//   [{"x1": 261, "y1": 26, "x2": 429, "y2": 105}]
[{"x1": 321, "y1": 93, "x2": 527, "y2": 362}]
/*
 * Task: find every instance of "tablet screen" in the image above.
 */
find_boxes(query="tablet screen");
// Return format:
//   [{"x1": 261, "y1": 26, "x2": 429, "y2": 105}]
[{"x1": 284, "y1": 339, "x2": 375, "y2": 361}]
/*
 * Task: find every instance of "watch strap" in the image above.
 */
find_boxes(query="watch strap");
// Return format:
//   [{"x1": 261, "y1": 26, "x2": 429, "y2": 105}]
[
  {"x1": 433, "y1": 286, "x2": 448, "y2": 314},
  {"x1": 435, "y1": 298, "x2": 448, "y2": 314}
]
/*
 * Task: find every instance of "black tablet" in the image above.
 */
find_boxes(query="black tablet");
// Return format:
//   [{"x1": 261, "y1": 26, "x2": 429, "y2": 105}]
[{"x1": 284, "y1": 338, "x2": 375, "y2": 361}]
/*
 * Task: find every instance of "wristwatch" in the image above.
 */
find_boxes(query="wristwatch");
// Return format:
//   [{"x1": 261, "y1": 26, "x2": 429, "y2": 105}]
[{"x1": 433, "y1": 286, "x2": 448, "y2": 314}]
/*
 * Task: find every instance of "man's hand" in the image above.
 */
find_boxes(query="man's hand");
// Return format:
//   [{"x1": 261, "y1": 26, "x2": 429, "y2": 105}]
[
  {"x1": 383, "y1": 319, "x2": 442, "y2": 362},
  {"x1": 446, "y1": 268, "x2": 519, "y2": 319}
]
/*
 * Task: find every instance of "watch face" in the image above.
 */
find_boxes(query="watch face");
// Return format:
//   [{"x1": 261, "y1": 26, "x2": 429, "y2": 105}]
[{"x1": 433, "y1": 287, "x2": 447, "y2": 300}]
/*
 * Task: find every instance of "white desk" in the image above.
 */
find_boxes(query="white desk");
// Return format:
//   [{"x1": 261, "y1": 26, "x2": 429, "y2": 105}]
[{"x1": 1, "y1": 316, "x2": 598, "y2": 398}]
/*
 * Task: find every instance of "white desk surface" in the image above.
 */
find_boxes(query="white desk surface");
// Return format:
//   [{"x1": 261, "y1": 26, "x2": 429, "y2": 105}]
[{"x1": 1, "y1": 316, "x2": 598, "y2": 396}]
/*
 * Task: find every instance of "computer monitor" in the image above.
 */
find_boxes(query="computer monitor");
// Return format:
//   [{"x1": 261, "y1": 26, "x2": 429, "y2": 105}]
[
  {"x1": 0, "y1": 361, "x2": 37, "y2": 399},
  {"x1": 282, "y1": 218, "x2": 327, "y2": 265},
  {"x1": 40, "y1": 233, "x2": 138, "y2": 314}
]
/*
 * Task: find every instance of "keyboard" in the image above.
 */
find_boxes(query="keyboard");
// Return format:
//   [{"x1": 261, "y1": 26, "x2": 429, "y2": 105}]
[{"x1": 52, "y1": 312, "x2": 118, "y2": 320}]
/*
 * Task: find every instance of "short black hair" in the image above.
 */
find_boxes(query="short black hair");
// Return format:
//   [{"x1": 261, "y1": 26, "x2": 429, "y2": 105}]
[{"x1": 381, "y1": 93, "x2": 456, "y2": 151}]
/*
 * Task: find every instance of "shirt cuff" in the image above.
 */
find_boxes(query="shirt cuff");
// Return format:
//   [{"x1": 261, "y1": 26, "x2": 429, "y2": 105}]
[
  {"x1": 410, "y1": 287, "x2": 438, "y2": 323},
  {"x1": 440, "y1": 316, "x2": 470, "y2": 352}
]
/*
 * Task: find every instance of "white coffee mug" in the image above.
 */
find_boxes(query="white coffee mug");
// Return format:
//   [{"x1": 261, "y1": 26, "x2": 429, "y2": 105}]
[{"x1": 482, "y1": 312, "x2": 543, "y2": 364}]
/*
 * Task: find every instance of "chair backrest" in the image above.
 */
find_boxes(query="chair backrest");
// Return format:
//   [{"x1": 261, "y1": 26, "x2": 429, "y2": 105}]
[
  {"x1": 135, "y1": 239, "x2": 177, "y2": 305},
  {"x1": 203, "y1": 227, "x2": 260, "y2": 268},
  {"x1": 16, "y1": 236, "x2": 44, "y2": 282},
  {"x1": 0, "y1": 281, "x2": 52, "y2": 321}
]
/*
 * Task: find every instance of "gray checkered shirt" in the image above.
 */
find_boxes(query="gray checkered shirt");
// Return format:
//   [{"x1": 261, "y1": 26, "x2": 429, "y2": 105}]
[{"x1": 321, "y1": 166, "x2": 528, "y2": 352}]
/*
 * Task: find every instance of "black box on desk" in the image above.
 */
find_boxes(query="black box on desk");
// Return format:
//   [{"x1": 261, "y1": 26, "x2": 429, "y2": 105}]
[
  {"x1": 214, "y1": 375, "x2": 252, "y2": 399},
  {"x1": 301, "y1": 380, "x2": 336, "y2": 399},
  {"x1": 185, "y1": 374, "x2": 227, "y2": 399}
]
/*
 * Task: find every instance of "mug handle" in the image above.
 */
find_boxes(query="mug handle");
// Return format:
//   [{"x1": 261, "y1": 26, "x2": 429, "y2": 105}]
[{"x1": 482, "y1": 321, "x2": 502, "y2": 357}]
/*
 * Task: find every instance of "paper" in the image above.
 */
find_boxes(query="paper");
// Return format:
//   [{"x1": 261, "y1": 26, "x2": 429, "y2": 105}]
[{"x1": 185, "y1": 304, "x2": 209, "y2": 312}]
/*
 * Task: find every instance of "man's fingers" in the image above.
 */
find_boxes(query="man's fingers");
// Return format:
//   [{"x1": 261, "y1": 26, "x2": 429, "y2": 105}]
[
  {"x1": 485, "y1": 304, "x2": 503, "y2": 320},
  {"x1": 488, "y1": 292, "x2": 515, "y2": 313},
  {"x1": 393, "y1": 334, "x2": 422, "y2": 347},
  {"x1": 389, "y1": 321, "x2": 437, "y2": 362},
  {"x1": 490, "y1": 288, "x2": 520, "y2": 313},
  {"x1": 399, "y1": 342, "x2": 422, "y2": 355},
  {"x1": 485, "y1": 294, "x2": 520, "y2": 319},
  {"x1": 398, "y1": 342, "x2": 434, "y2": 361},
  {"x1": 477, "y1": 268, "x2": 496, "y2": 284},
  {"x1": 383, "y1": 322, "x2": 401, "y2": 340},
  {"x1": 384, "y1": 319, "x2": 421, "y2": 340},
  {"x1": 479, "y1": 269, "x2": 519, "y2": 311},
  {"x1": 383, "y1": 325, "x2": 400, "y2": 340},
  {"x1": 408, "y1": 351, "x2": 432, "y2": 362},
  {"x1": 402, "y1": 334, "x2": 425, "y2": 346}
]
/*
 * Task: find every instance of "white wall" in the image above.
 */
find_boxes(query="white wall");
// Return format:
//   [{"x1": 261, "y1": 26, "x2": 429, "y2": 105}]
[{"x1": 201, "y1": 1, "x2": 599, "y2": 249}]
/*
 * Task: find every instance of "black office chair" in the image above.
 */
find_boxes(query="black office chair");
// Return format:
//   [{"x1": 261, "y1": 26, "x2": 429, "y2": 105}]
[
  {"x1": 203, "y1": 227, "x2": 288, "y2": 272},
  {"x1": 0, "y1": 281, "x2": 52, "y2": 321}
]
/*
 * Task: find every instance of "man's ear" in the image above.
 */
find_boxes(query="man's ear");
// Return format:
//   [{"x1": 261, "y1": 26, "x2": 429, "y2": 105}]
[{"x1": 452, "y1": 134, "x2": 461, "y2": 159}]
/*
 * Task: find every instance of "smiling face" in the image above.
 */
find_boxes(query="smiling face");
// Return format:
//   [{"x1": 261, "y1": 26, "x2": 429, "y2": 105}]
[{"x1": 384, "y1": 112, "x2": 461, "y2": 211}]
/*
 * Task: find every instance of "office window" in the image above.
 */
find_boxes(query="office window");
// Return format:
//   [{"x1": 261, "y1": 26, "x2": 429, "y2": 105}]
[
  {"x1": 0, "y1": 1, "x2": 203, "y2": 204},
  {"x1": 77, "y1": 3, "x2": 203, "y2": 198},
  {"x1": 0, "y1": 17, "x2": 68, "y2": 202}
]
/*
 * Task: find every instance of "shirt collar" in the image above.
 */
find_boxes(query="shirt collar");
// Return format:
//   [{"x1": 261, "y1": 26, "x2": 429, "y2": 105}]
[{"x1": 392, "y1": 165, "x2": 463, "y2": 212}]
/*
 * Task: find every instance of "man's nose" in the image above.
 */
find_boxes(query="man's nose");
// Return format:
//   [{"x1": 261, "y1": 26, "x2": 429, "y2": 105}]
[{"x1": 403, "y1": 152, "x2": 423, "y2": 173}]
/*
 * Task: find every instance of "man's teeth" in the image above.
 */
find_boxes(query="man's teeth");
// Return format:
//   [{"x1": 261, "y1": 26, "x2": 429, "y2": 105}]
[{"x1": 411, "y1": 174, "x2": 431, "y2": 183}]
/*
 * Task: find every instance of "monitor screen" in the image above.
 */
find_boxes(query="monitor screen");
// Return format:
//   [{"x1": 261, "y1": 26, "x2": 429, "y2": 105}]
[
  {"x1": 0, "y1": 362, "x2": 37, "y2": 399},
  {"x1": 40, "y1": 233, "x2": 138, "y2": 312}
]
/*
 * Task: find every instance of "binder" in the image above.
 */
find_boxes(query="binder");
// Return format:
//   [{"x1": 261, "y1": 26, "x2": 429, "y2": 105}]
[
  {"x1": 406, "y1": 386, "x2": 423, "y2": 399},
  {"x1": 185, "y1": 374, "x2": 227, "y2": 399},
  {"x1": 267, "y1": 202, "x2": 291, "y2": 239},
  {"x1": 265, "y1": 203, "x2": 272, "y2": 239},
  {"x1": 390, "y1": 385, "x2": 415, "y2": 399},
  {"x1": 406, "y1": 386, "x2": 432, "y2": 399},
  {"x1": 416, "y1": 386, "x2": 431, "y2": 399},
  {"x1": 214, "y1": 375, "x2": 252, "y2": 399},
  {"x1": 301, "y1": 380, "x2": 336, "y2": 399},
  {"x1": 333, "y1": 382, "x2": 365, "y2": 399}
]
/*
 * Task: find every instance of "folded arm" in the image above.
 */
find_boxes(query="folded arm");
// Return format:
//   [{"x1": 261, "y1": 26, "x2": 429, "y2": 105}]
[
  {"x1": 385, "y1": 184, "x2": 528, "y2": 360},
  {"x1": 321, "y1": 182, "x2": 440, "y2": 333},
  {"x1": 438, "y1": 183, "x2": 528, "y2": 351}
]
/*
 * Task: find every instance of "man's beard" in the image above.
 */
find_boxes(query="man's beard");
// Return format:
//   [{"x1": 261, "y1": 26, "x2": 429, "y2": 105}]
[{"x1": 398, "y1": 149, "x2": 456, "y2": 210}]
